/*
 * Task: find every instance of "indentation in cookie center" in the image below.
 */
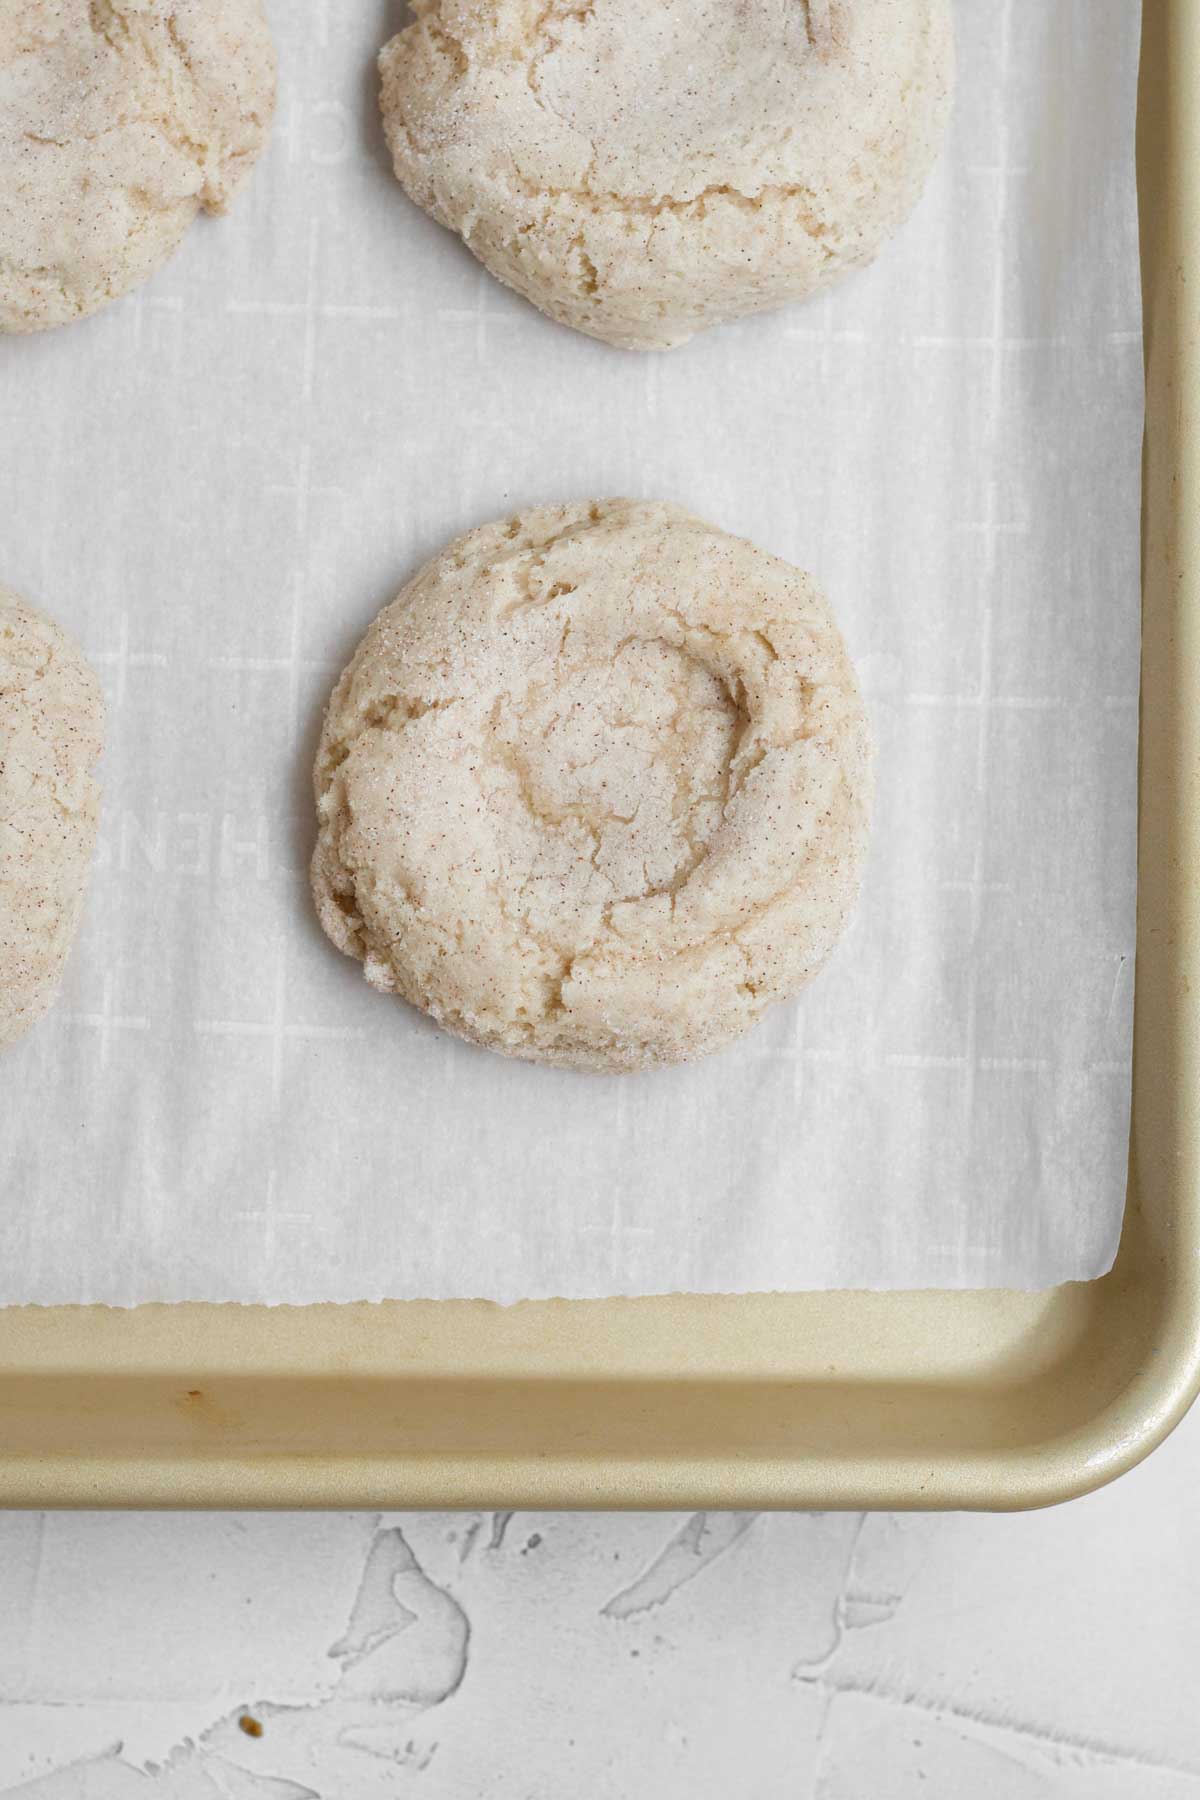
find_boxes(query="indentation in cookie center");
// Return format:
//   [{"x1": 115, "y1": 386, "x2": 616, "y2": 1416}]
[{"x1": 495, "y1": 636, "x2": 740, "y2": 903}]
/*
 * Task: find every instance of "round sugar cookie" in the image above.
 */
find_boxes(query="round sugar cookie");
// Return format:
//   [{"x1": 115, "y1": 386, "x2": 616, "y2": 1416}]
[
  {"x1": 1, "y1": 587, "x2": 104, "y2": 1048},
  {"x1": 379, "y1": 0, "x2": 953, "y2": 350},
  {"x1": 0, "y1": 0, "x2": 276, "y2": 333},
  {"x1": 311, "y1": 499, "x2": 872, "y2": 1072}
]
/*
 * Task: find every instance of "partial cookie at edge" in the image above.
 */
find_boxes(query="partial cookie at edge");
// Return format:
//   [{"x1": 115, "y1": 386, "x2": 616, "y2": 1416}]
[
  {"x1": 0, "y1": 0, "x2": 277, "y2": 333},
  {"x1": 1, "y1": 587, "x2": 105, "y2": 1048},
  {"x1": 379, "y1": 0, "x2": 953, "y2": 350}
]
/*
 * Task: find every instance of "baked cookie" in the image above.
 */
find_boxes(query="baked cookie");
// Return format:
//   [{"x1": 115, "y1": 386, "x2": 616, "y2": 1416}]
[
  {"x1": 312, "y1": 500, "x2": 871, "y2": 1072},
  {"x1": 379, "y1": 0, "x2": 953, "y2": 350},
  {"x1": 1, "y1": 587, "x2": 104, "y2": 1048},
  {"x1": 0, "y1": 0, "x2": 276, "y2": 333}
]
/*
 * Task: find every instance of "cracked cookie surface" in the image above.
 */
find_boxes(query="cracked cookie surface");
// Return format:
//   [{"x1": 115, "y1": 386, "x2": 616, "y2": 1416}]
[
  {"x1": 311, "y1": 499, "x2": 872, "y2": 1072},
  {"x1": 0, "y1": 0, "x2": 276, "y2": 332},
  {"x1": 379, "y1": 0, "x2": 953, "y2": 350},
  {"x1": 1, "y1": 587, "x2": 104, "y2": 1048}
]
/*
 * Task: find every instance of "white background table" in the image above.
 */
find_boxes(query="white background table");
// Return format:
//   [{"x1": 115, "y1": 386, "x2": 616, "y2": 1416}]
[{"x1": 1, "y1": 1399, "x2": 1197, "y2": 1798}]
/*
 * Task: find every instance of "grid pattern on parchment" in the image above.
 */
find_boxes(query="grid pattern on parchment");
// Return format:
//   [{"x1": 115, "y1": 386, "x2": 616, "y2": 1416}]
[{"x1": 0, "y1": 1, "x2": 1143, "y2": 1304}]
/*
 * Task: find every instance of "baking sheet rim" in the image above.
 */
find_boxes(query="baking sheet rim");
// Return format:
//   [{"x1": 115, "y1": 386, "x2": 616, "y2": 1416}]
[{"x1": 0, "y1": 0, "x2": 1196, "y2": 1512}]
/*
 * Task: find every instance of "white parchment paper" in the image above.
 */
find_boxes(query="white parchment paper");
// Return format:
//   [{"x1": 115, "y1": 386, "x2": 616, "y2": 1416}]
[{"x1": 0, "y1": 1, "x2": 1143, "y2": 1304}]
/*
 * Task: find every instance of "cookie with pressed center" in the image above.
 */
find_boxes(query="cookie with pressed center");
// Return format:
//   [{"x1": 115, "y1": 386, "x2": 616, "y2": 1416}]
[{"x1": 312, "y1": 500, "x2": 872, "y2": 1073}]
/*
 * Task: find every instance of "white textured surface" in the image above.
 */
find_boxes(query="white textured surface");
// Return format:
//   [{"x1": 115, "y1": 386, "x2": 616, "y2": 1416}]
[
  {"x1": 2, "y1": 1408, "x2": 1200, "y2": 1795},
  {"x1": 0, "y1": 0, "x2": 1143, "y2": 1302}
]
